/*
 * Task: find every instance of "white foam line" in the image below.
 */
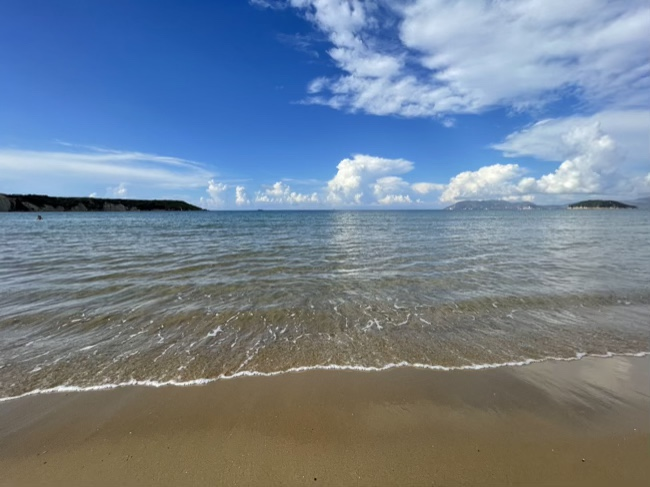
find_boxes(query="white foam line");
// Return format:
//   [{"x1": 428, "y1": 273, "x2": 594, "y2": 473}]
[{"x1": 1, "y1": 351, "x2": 647, "y2": 403}]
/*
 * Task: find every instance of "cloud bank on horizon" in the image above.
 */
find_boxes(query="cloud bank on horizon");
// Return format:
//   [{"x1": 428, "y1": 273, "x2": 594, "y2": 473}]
[{"x1": 1, "y1": 0, "x2": 648, "y2": 208}]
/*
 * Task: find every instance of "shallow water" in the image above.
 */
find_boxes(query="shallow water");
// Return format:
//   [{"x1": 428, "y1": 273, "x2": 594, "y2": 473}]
[{"x1": 1, "y1": 210, "x2": 648, "y2": 398}]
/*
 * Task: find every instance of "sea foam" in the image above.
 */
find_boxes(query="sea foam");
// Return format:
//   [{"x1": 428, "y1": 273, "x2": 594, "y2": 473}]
[{"x1": 0, "y1": 351, "x2": 647, "y2": 403}]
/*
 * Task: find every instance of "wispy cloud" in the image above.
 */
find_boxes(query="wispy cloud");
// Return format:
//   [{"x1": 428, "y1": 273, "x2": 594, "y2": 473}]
[
  {"x1": 0, "y1": 145, "x2": 214, "y2": 196},
  {"x1": 276, "y1": 32, "x2": 322, "y2": 58},
  {"x1": 249, "y1": 0, "x2": 288, "y2": 10},
  {"x1": 54, "y1": 141, "x2": 207, "y2": 169},
  {"x1": 109, "y1": 182, "x2": 129, "y2": 197}
]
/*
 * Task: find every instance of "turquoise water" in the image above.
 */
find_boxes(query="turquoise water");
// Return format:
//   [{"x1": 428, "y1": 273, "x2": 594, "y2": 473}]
[{"x1": 1, "y1": 210, "x2": 648, "y2": 398}]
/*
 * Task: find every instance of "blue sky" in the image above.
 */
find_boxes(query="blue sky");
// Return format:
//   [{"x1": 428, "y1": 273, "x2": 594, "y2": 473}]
[{"x1": 0, "y1": 0, "x2": 648, "y2": 209}]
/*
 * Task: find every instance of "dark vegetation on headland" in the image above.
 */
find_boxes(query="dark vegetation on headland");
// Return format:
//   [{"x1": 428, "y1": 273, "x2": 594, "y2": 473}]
[
  {"x1": 568, "y1": 200, "x2": 636, "y2": 209},
  {"x1": 0, "y1": 194, "x2": 203, "y2": 212}
]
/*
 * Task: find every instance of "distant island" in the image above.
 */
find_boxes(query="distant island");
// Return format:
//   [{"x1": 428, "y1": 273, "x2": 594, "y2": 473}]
[
  {"x1": 568, "y1": 200, "x2": 636, "y2": 209},
  {"x1": 444, "y1": 200, "x2": 542, "y2": 211},
  {"x1": 445, "y1": 198, "x2": 643, "y2": 211},
  {"x1": 0, "y1": 194, "x2": 203, "y2": 212}
]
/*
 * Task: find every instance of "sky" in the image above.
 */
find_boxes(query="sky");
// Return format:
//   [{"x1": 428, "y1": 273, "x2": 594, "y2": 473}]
[{"x1": 0, "y1": 0, "x2": 648, "y2": 209}]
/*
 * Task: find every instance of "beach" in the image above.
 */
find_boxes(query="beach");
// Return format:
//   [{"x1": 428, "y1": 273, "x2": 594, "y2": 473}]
[
  {"x1": 1, "y1": 211, "x2": 649, "y2": 485},
  {"x1": 2, "y1": 0, "x2": 649, "y2": 483},
  {"x1": 1, "y1": 355, "x2": 648, "y2": 486}
]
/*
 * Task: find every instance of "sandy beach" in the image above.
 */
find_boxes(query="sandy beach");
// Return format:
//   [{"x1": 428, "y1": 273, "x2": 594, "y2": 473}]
[{"x1": 1, "y1": 355, "x2": 648, "y2": 486}]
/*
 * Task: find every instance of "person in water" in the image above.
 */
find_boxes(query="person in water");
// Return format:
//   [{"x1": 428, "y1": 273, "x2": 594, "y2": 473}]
[{"x1": 37, "y1": 215, "x2": 43, "y2": 220}]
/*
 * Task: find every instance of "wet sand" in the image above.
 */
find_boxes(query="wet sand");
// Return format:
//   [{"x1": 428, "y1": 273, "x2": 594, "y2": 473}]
[{"x1": 0, "y1": 356, "x2": 648, "y2": 486}]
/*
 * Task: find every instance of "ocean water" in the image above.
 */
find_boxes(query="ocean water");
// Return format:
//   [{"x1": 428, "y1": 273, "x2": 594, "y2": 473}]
[{"x1": 1, "y1": 210, "x2": 648, "y2": 399}]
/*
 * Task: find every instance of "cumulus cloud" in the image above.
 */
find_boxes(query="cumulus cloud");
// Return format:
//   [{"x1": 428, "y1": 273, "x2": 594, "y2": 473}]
[
  {"x1": 493, "y1": 110, "x2": 650, "y2": 168},
  {"x1": 377, "y1": 194, "x2": 413, "y2": 205},
  {"x1": 285, "y1": 0, "x2": 649, "y2": 117},
  {"x1": 326, "y1": 154, "x2": 413, "y2": 204},
  {"x1": 372, "y1": 176, "x2": 410, "y2": 196},
  {"x1": 200, "y1": 180, "x2": 228, "y2": 208},
  {"x1": 440, "y1": 121, "x2": 648, "y2": 203},
  {"x1": 255, "y1": 181, "x2": 319, "y2": 205},
  {"x1": 371, "y1": 176, "x2": 414, "y2": 205},
  {"x1": 245, "y1": 155, "x2": 442, "y2": 208},
  {"x1": 411, "y1": 182, "x2": 445, "y2": 194},
  {"x1": 440, "y1": 164, "x2": 525, "y2": 203},
  {"x1": 235, "y1": 185, "x2": 250, "y2": 206},
  {"x1": 517, "y1": 124, "x2": 620, "y2": 195},
  {"x1": 486, "y1": 111, "x2": 650, "y2": 201}
]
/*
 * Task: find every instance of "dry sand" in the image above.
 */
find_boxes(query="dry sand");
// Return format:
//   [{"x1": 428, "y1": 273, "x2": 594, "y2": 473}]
[{"x1": 0, "y1": 355, "x2": 648, "y2": 486}]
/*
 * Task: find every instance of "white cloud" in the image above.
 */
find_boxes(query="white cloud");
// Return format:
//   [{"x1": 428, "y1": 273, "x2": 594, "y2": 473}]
[
  {"x1": 201, "y1": 180, "x2": 228, "y2": 208},
  {"x1": 289, "y1": 192, "x2": 320, "y2": 204},
  {"x1": 440, "y1": 121, "x2": 649, "y2": 203},
  {"x1": 411, "y1": 182, "x2": 444, "y2": 194},
  {"x1": 207, "y1": 180, "x2": 228, "y2": 198},
  {"x1": 371, "y1": 176, "x2": 414, "y2": 205},
  {"x1": 518, "y1": 124, "x2": 620, "y2": 195},
  {"x1": 255, "y1": 181, "x2": 319, "y2": 205},
  {"x1": 640, "y1": 173, "x2": 650, "y2": 193},
  {"x1": 109, "y1": 182, "x2": 128, "y2": 197},
  {"x1": 287, "y1": 0, "x2": 649, "y2": 117},
  {"x1": 372, "y1": 176, "x2": 409, "y2": 196},
  {"x1": 251, "y1": 161, "x2": 436, "y2": 207},
  {"x1": 54, "y1": 141, "x2": 207, "y2": 170},
  {"x1": 326, "y1": 154, "x2": 413, "y2": 204},
  {"x1": 440, "y1": 164, "x2": 525, "y2": 203},
  {"x1": 268, "y1": 181, "x2": 290, "y2": 198},
  {"x1": 502, "y1": 195, "x2": 535, "y2": 203},
  {"x1": 0, "y1": 146, "x2": 213, "y2": 196},
  {"x1": 377, "y1": 194, "x2": 413, "y2": 205},
  {"x1": 493, "y1": 110, "x2": 650, "y2": 168},
  {"x1": 235, "y1": 185, "x2": 250, "y2": 206}
]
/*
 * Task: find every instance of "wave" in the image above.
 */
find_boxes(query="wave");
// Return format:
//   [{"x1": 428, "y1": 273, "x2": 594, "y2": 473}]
[{"x1": 1, "y1": 351, "x2": 647, "y2": 403}]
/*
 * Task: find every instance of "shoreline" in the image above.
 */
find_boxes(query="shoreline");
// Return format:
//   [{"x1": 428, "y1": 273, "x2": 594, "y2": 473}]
[
  {"x1": 2, "y1": 350, "x2": 647, "y2": 404},
  {"x1": 1, "y1": 355, "x2": 648, "y2": 485}
]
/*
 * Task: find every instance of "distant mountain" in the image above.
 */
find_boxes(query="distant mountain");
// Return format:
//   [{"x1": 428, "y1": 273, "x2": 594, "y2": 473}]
[
  {"x1": 568, "y1": 199, "x2": 636, "y2": 209},
  {"x1": 624, "y1": 196, "x2": 650, "y2": 209},
  {"x1": 444, "y1": 200, "x2": 541, "y2": 211},
  {"x1": 0, "y1": 194, "x2": 203, "y2": 212}
]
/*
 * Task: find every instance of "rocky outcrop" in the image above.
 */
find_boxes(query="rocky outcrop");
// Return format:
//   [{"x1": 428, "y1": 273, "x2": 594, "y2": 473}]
[
  {"x1": 0, "y1": 194, "x2": 10, "y2": 212},
  {"x1": 71, "y1": 203, "x2": 88, "y2": 212},
  {"x1": 103, "y1": 202, "x2": 127, "y2": 212}
]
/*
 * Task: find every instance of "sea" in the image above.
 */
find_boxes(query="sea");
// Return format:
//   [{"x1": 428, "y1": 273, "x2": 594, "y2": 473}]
[{"x1": 1, "y1": 210, "x2": 648, "y2": 400}]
